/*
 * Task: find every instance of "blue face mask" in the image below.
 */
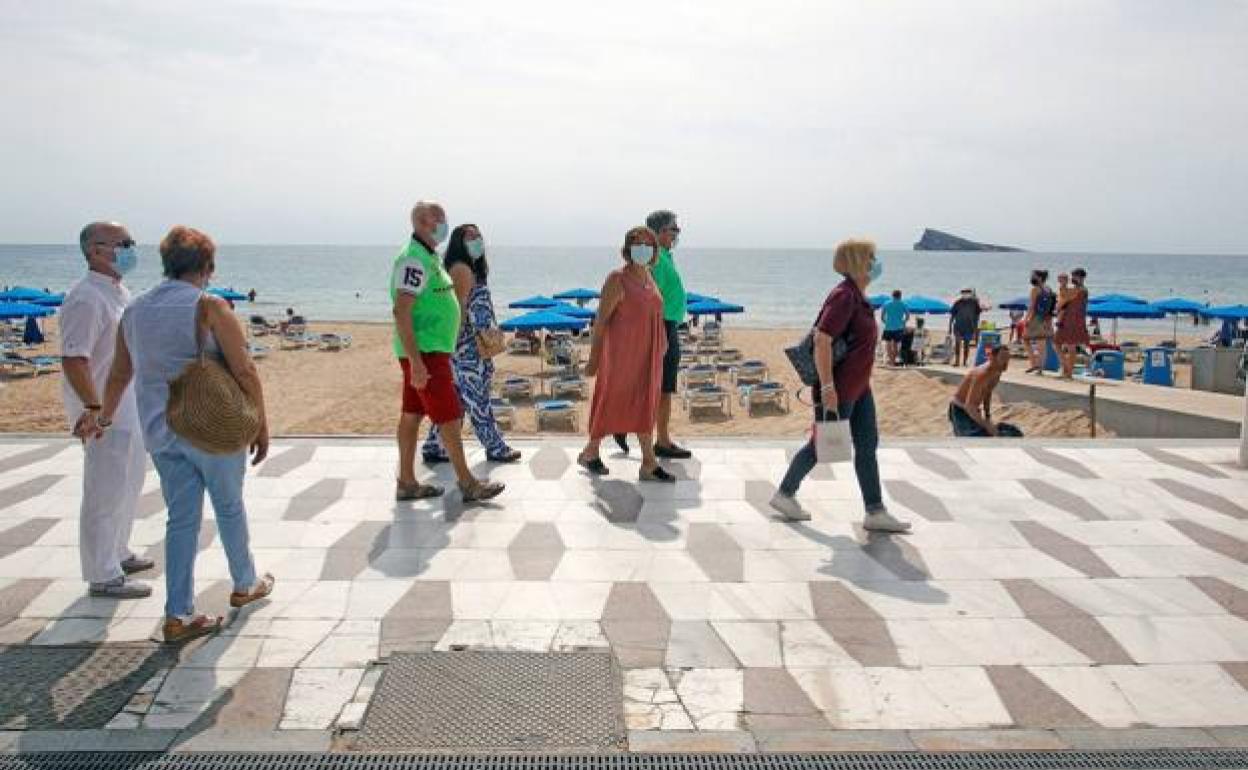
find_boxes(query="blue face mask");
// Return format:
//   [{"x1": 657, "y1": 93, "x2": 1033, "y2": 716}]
[
  {"x1": 432, "y1": 222, "x2": 449, "y2": 245},
  {"x1": 113, "y1": 245, "x2": 137, "y2": 277},
  {"x1": 629, "y1": 243, "x2": 653, "y2": 265},
  {"x1": 868, "y1": 257, "x2": 883, "y2": 283},
  {"x1": 465, "y1": 238, "x2": 485, "y2": 259}
]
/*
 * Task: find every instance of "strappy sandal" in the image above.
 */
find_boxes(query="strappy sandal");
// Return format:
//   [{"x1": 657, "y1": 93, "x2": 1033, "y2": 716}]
[
  {"x1": 459, "y1": 479, "x2": 505, "y2": 503},
  {"x1": 487, "y1": 448, "x2": 522, "y2": 463},
  {"x1": 162, "y1": 614, "x2": 222, "y2": 644},
  {"x1": 396, "y1": 480, "x2": 444, "y2": 501},
  {"x1": 577, "y1": 455, "x2": 609, "y2": 476},
  {"x1": 639, "y1": 466, "x2": 677, "y2": 483},
  {"x1": 230, "y1": 572, "x2": 276, "y2": 608}
]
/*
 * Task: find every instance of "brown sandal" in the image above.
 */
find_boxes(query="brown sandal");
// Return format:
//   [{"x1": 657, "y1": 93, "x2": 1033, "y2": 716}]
[
  {"x1": 396, "y1": 480, "x2": 444, "y2": 501},
  {"x1": 230, "y1": 572, "x2": 275, "y2": 608},
  {"x1": 162, "y1": 614, "x2": 222, "y2": 644}
]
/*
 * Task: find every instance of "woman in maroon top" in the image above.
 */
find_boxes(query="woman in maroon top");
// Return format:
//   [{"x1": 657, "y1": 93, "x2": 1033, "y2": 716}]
[{"x1": 769, "y1": 239, "x2": 910, "y2": 532}]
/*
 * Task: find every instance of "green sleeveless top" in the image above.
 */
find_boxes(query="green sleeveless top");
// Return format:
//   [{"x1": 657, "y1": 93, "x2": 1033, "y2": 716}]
[{"x1": 390, "y1": 238, "x2": 460, "y2": 356}]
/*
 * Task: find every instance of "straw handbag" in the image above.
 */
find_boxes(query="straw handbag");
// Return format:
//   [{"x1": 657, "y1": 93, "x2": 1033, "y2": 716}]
[
  {"x1": 166, "y1": 316, "x2": 261, "y2": 454},
  {"x1": 475, "y1": 326, "x2": 506, "y2": 359}
]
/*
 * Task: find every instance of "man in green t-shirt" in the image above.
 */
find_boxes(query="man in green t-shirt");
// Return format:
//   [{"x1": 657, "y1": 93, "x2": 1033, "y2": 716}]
[
  {"x1": 391, "y1": 200, "x2": 503, "y2": 504},
  {"x1": 614, "y1": 209, "x2": 692, "y2": 459}
]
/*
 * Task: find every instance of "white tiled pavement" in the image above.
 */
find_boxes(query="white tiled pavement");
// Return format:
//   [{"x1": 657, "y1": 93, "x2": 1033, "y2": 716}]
[{"x1": 0, "y1": 437, "x2": 1246, "y2": 745}]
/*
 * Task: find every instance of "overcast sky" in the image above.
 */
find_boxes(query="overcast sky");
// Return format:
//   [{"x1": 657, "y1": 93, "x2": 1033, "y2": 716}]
[{"x1": 1, "y1": 1, "x2": 1245, "y2": 252}]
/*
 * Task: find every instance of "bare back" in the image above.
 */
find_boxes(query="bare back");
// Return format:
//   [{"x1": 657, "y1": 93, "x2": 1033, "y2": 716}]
[{"x1": 953, "y1": 363, "x2": 1003, "y2": 413}]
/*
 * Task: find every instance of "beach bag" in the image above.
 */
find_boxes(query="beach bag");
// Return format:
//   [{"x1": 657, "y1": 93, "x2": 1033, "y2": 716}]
[
  {"x1": 166, "y1": 301, "x2": 262, "y2": 454},
  {"x1": 1036, "y1": 288, "x2": 1056, "y2": 319},
  {"x1": 995, "y1": 422, "x2": 1024, "y2": 438},
  {"x1": 814, "y1": 413, "x2": 852, "y2": 463},
  {"x1": 475, "y1": 327, "x2": 506, "y2": 359},
  {"x1": 784, "y1": 328, "x2": 851, "y2": 386}
]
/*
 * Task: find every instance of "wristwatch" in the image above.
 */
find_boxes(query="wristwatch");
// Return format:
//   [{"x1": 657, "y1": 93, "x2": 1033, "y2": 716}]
[{"x1": 96, "y1": 415, "x2": 113, "y2": 429}]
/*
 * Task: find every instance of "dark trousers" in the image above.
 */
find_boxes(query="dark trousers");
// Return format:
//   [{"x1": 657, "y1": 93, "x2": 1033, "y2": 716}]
[
  {"x1": 948, "y1": 403, "x2": 990, "y2": 437},
  {"x1": 779, "y1": 389, "x2": 883, "y2": 511}
]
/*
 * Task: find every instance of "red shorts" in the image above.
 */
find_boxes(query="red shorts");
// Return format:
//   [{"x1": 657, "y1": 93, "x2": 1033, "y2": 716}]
[{"x1": 398, "y1": 354, "x2": 463, "y2": 424}]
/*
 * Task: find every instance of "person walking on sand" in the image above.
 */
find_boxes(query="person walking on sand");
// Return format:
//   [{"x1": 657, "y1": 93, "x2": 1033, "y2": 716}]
[
  {"x1": 391, "y1": 201, "x2": 504, "y2": 504},
  {"x1": 949, "y1": 288, "x2": 982, "y2": 367},
  {"x1": 949, "y1": 343, "x2": 1011, "y2": 436},
  {"x1": 1054, "y1": 268, "x2": 1090, "y2": 380},
  {"x1": 769, "y1": 239, "x2": 910, "y2": 532},
  {"x1": 61, "y1": 221, "x2": 153, "y2": 600},
  {"x1": 1023, "y1": 269, "x2": 1056, "y2": 374},
  {"x1": 81, "y1": 226, "x2": 274, "y2": 643},
  {"x1": 613, "y1": 210, "x2": 691, "y2": 460},
  {"x1": 422, "y1": 224, "x2": 521, "y2": 465},
  {"x1": 880, "y1": 290, "x2": 908, "y2": 366},
  {"x1": 578, "y1": 227, "x2": 676, "y2": 483}
]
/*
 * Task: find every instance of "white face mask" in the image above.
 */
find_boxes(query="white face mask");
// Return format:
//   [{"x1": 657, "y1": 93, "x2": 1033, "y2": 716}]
[
  {"x1": 629, "y1": 243, "x2": 653, "y2": 265},
  {"x1": 465, "y1": 238, "x2": 485, "y2": 259},
  {"x1": 432, "y1": 221, "x2": 449, "y2": 244}
]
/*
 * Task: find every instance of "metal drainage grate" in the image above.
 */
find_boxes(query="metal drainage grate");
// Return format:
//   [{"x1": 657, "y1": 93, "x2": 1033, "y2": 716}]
[
  {"x1": 0, "y1": 644, "x2": 173, "y2": 730},
  {"x1": 355, "y1": 652, "x2": 626, "y2": 752},
  {"x1": 3, "y1": 752, "x2": 1248, "y2": 770}
]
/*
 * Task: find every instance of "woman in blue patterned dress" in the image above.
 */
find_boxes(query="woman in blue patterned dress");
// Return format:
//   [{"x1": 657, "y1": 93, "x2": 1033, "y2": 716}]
[{"x1": 423, "y1": 225, "x2": 521, "y2": 464}]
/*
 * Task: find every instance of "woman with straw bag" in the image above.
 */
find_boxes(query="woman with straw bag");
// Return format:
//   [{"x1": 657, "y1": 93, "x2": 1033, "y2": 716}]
[{"x1": 82, "y1": 226, "x2": 274, "y2": 643}]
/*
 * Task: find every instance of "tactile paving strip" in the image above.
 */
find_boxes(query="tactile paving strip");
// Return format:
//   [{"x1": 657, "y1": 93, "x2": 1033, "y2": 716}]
[
  {"x1": 5, "y1": 752, "x2": 1248, "y2": 770},
  {"x1": 355, "y1": 652, "x2": 626, "y2": 752},
  {"x1": 0, "y1": 644, "x2": 172, "y2": 730}
]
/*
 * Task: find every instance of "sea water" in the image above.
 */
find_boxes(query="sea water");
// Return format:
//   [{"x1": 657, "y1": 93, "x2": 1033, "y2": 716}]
[{"x1": 3, "y1": 244, "x2": 1244, "y2": 336}]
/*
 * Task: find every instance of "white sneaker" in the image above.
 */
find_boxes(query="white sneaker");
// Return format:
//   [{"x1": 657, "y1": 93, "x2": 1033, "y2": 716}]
[
  {"x1": 770, "y1": 492, "x2": 810, "y2": 521},
  {"x1": 863, "y1": 509, "x2": 911, "y2": 533}
]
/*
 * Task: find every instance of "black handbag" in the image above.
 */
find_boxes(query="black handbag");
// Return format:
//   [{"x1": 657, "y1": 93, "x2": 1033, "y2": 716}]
[{"x1": 784, "y1": 328, "x2": 851, "y2": 387}]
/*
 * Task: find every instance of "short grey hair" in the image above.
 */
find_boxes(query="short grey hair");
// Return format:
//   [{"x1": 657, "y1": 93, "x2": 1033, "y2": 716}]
[
  {"x1": 645, "y1": 209, "x2": 677, "y2": 232},
  {"x1": 79, "y1": 221, "x2": 105, "y2": 258}
]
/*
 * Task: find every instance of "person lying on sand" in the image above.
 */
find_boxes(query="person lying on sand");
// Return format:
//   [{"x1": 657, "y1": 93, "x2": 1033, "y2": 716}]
[{"x1": 949, "y1": 343, "x2": 1010, "y2": 437}]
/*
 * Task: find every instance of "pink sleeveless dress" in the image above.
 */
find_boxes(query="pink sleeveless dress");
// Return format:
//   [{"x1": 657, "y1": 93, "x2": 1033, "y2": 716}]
[{"x1": 587, "y1": 268, "x2": 667, "y2": 437}]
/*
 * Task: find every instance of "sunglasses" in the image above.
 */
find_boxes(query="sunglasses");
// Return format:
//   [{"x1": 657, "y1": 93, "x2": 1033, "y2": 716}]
[{"x1": 95, "y1": 239, "x2": 136, "y2": 248}]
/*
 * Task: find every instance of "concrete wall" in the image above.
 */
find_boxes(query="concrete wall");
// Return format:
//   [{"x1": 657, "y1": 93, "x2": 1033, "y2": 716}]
[{"x1": 920, "y1": 369, "x2": 1241, "y2": 439}]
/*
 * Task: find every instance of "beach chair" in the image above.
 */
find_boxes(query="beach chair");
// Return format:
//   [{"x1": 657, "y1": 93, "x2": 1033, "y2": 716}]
[
  {"x1": 927, "y1": 336, "x2": 953, "y2": 365},
  {"x1": 536, "y1": 400, "x2": 579, "y2": 431},
  {"x1": 683, "y1": 384, "x2": 732, "y2": 418},
  {"x1": 551, "y1": 374, "x2": 587, "y2": 399},
  {"x1": 681, "y1": 364, "x2": 717, "y2": 391},
  {"x1": 731, "y1": 359, "x2": 768, "y2": 386},
  {"x1": 318, "y1": 333, "x2": 353, "y2": 351},
  {"x1": 1, "y1": 352, "x2": 59, "y2": 376},
  {"x1": 248, "y1": 343, "x2": 271, "y2": 360},
  {"x1": 506, "y1": 336, "x2": 533, "y2": 355},
  {"x1": 696, "y1": 338, "x2": 721, "y2": 356},
  {"x1": 713, "y1": 348, "x2": 743, "y2": 367},
  {"x1": 490, "y1": 397, "x2": 517, "y2": 430},
  {"x1": 248, "y1": 315, "x2": 277, "y2": 337},
  {"x1": 500, "y1": 376, "x2": 535, "y2": 400},
  {"x1": 740, "y1": 381, "x2": 790, "y2": 416}
]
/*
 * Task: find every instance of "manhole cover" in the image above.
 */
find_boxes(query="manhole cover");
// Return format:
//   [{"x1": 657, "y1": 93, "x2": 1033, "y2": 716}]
[
  {"x1": 0, "y1": 644, "x2": 173, "y2": 729},
  {"x1": 355, "y1": 651, "x2": 625, "y2": 752}
]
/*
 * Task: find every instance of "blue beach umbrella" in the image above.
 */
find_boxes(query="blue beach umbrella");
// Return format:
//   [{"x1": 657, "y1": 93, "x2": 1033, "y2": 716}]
[
  {"x1": 1090, "y1": 293, "x2": 1148, "y2": 305},
  {"x1": 547, "y1": 302, "x2": 596, "y2": 319},
  {"x1": 998, "y1": 296, "x2": 1031, "y2": 311},
  {"x1": 1088, "y1": 299, "x2": 1163, "y2": 344},
  {"x1": 903, "y1": 295, "x2": 951, "y2": 315},
  {"x1": 32, "y1": 293, "x2": 65, "y2": 307},
  {"x1": 498, "y1": 310, "x2": 588, "y2": 332},
  {"x1": 208, "y1": 287, "x2": 248, "y2": 301},
  {"x1": 553, "y1": 288, "x2": 600, "y2": 303},
  {"x1": 0, "y1": 301, "x2": 55, "y2": 319},
  {"x1": 0, "y1": 287, "x2": 53, "y2": 303},
  {"x1": 1202, "y1": 304, "x2": 1248, "y2": 321},
  {"x1": 687, "y1": 299, "x2": 745, "y2": 317},
  {"x1": 1151, "y1": 297, "x2": 1208, "y2": 343},
  {"x1": 868, "y1": 294, "x2": 890, "y2": 309},
  {"x1": 508, "y1": 295, "x2": 558, "y2": 310},
  {"x1": 685, "y1": 292, "x2": 719, "y2": 305}
]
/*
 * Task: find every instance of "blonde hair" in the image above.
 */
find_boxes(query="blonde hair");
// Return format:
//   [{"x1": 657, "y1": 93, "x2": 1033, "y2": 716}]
[{"x1": 833, "y1": 238, "x2": 875, "y2": 276}]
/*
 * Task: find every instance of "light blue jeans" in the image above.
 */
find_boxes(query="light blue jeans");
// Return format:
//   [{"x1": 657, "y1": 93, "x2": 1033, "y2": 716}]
[{"x1": 151, "y1": 436, "x2": 257, "y2": 619}]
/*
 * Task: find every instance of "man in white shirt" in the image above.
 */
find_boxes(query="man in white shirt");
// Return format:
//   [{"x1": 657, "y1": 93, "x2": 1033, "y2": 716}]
[{"x1": 63, "y1": 221, "x2": 152, "y2": 599}]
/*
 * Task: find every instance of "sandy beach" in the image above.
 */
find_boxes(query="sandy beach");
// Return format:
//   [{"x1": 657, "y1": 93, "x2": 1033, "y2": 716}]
[{"x1": 5, "y1": 317, "x2": 1211, "y2": 440}]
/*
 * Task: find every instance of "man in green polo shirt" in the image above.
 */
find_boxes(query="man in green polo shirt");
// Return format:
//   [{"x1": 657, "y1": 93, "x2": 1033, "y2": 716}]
[
  {"x1": 614, "y1": 209, "x2": 692, "y2": 459},
  {"x1": 391, "y1": 200, "x2": 503, "y2": 504}
]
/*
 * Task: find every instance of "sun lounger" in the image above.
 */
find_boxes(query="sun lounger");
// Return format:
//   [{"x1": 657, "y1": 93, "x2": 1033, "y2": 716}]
[
  {"x1": 248, "y1": 316, "x2": 279, "y2": 337},
  {"x1": 681, "y1": 364, "x2": 717, "y2": 391},
  {"x1": 500, "y1": 377, "x2": 535, "y2": 400},
  {"x1": 551, "y1": 375, "x2": 586, "y2": 399},
  {"x1": 506, "y1": 337, "x2": 534, "y2": 355},
  {"x1": 713, "y1": 348, "x2": 743, "y2": 366},
  {"x1": 248, "y1": 343, "x2": 271, "y2": 360},
  {"x1": 679, "y1": 351, "x2": 701, "y2": 368},
  {"x1": 490, "y1": 397, "x2": 517, "y2": 430},
  {"x1": 730, "y1": 360, "x2": 768, "y2": 386},
  {"x1": 740, "y1": 381, "x2": 790, "y2": 416},
  {"x1": 318, "y1": 333, "x2": 353, "y2": 351},
  {"x1": 696, "y1": 339, "x2": 722, "y2": 355},
  {"x1": 536, "y1": 400, "x2": 579, "y2": 431},
  {"x1": 683, "y1": 384, "x2": 732, "y2": 418},
  {"x1": 1, "y1": 352, "x2": 59, "y2": 376}
]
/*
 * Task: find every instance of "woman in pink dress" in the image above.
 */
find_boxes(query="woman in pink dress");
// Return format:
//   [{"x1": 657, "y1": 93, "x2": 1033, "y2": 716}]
[
  {"x1": 577, "y1": 226, "x2": 675, "y2": 482},
  {"x1": 1054, "y1": 267, "x2": 1090, "y2": 380}
]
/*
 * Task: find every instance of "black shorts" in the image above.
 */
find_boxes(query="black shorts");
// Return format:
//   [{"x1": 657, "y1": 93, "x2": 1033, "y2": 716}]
[
  {"x1": 881, "y1": 329, "x2": 904, "y2": 342},
  {"x1": 661, "y1": 320, "x2": 681, "y2": 394}
]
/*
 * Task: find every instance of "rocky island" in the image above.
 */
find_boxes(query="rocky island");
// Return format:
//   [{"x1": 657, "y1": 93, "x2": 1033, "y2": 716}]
[{"x1": 914, "y1": 228, "x2": 1024, "y2": 252}]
